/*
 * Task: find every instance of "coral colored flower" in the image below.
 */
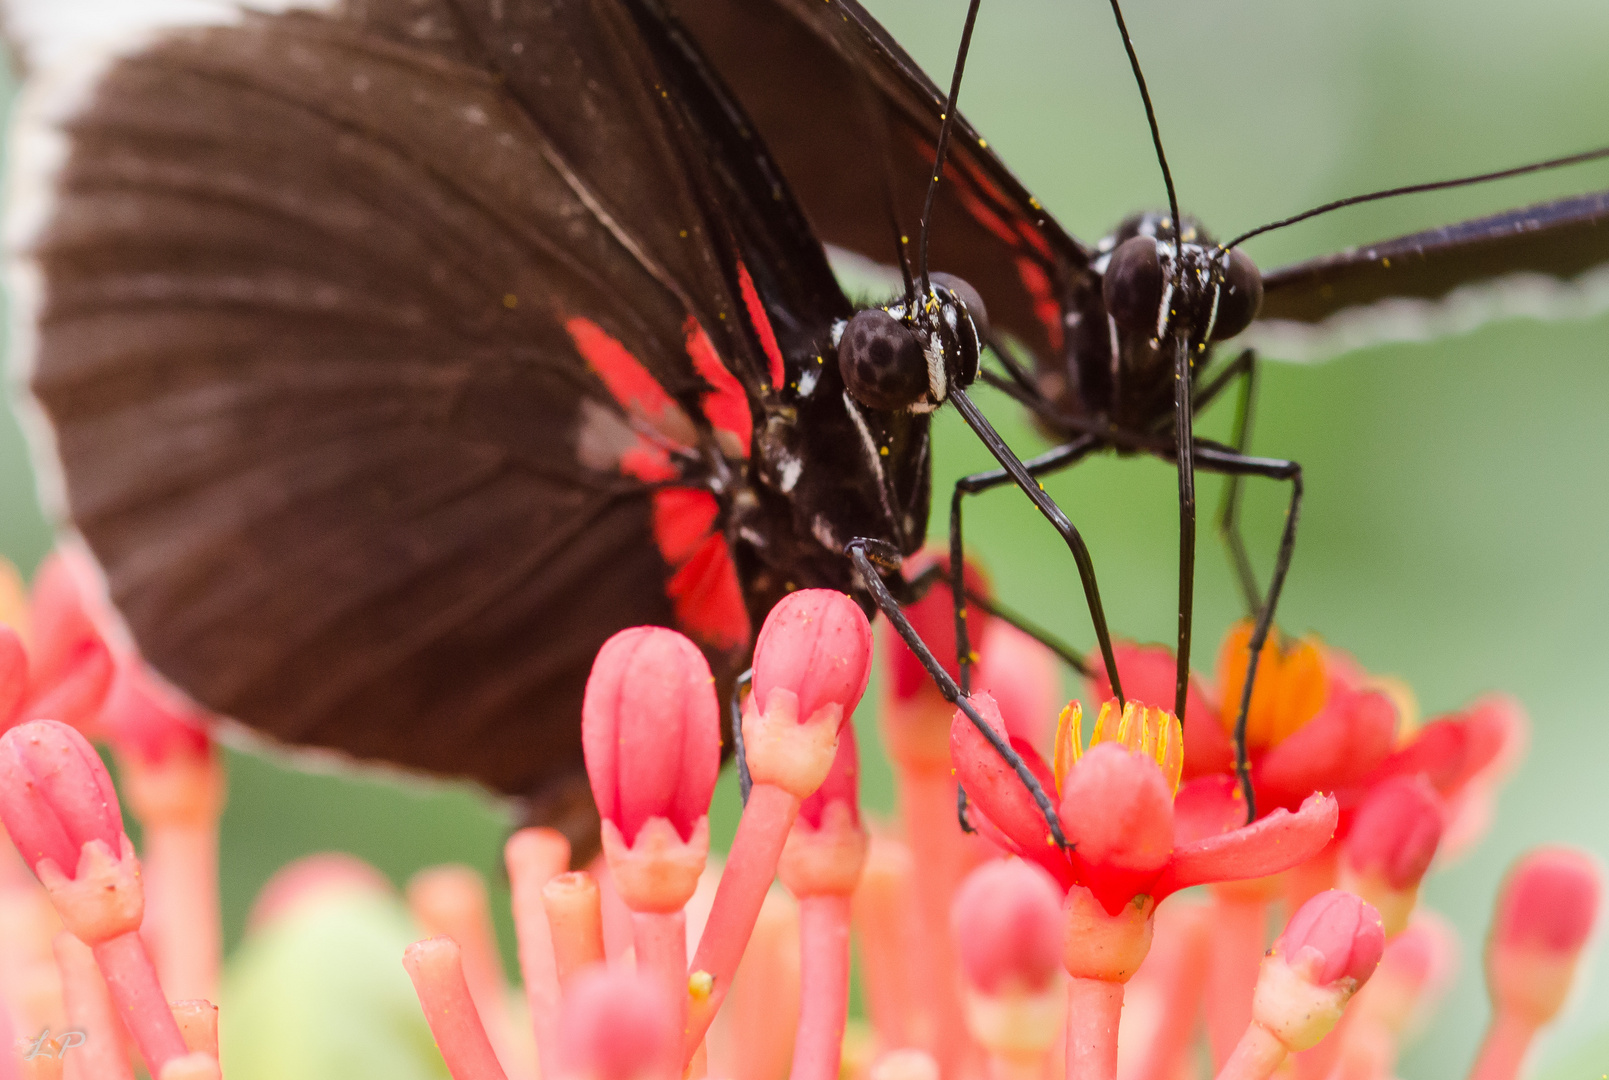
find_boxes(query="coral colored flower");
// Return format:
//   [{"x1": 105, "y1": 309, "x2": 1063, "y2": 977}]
[
  {"x1": 99, "y1": 664, "x2": 211, "y2": 765},
  {"x1": 582, "y1": 626, "x2": 720, "y2": 846},
  {"x1": 1276, "y1": 890, "x2": 1386, "y2": 989},
  {"x1": 1485, "y1": 846, "x2": 1601, "y2": 1027},
  {"x1": 952, "y1": 695, "x2": 1338, "y2": 914}
]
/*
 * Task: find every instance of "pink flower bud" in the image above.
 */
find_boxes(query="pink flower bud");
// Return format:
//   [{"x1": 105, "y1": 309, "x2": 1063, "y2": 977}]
[
  {"x1": 1486, "y1": 847, "x2": 1601, "y2": 1027},
  {"x1": 26, "y1": 550, "x2": 104, "y2": 694},
  {"x1": 951, "y1": 859, "x2": 1063, "y2": 994},
  {"x1": 582, "y1": 626, "x2": 720, "y2": 845},
  {"x1": 1060, "y1": 742, "x2": 1174, "y2": 909},
  {"x1": 1492, "y1": 846, "x2": 1600, "y2": 956},
  {"x1": 1345, "y1": 776, "x2": 1444, "y2": 890},
  {"x1": 557, "y1": 966, "x2": 678, "y2": 1080},
  {"x1": 753, "y1": 590, "x2": 873, "y2": 726},
  {"x1": 1275, "y1": 891, "x2": 1386, "y2": 989},
  {"x1": 0, "y1": 719, "x2": 123, "y2": 878}
]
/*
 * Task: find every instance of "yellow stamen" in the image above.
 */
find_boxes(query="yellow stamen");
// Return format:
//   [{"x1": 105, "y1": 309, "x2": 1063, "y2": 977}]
[{"x1": 1053, "y1": 698, "x2": 1183, "y2": 796}]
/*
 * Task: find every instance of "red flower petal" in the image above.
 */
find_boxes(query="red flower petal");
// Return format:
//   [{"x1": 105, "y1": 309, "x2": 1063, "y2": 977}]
[{"x1": 1154, "y1": 792, "x2": 1338, "y2": 898}]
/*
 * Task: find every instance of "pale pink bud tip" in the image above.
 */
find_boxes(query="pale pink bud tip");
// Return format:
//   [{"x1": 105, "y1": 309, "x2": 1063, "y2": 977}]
[
  {"x1": 1276, "y1": 890, "x2": 1385, "y2": 988},
  {"x1": 951, "y1": 858, "x2": 1063, "y2": 994},
  {"x1": 798, "y1": 723, "x2": 861, "y2": 829},
  {"x1": 1493, "y1": 847, "x2": 1601, "y2": 954},
  {"x1": 0, "y1": 719, "x2": 123, "y2": 878},
  {"x1": 1344, "y1": 775, "x2": 1444, "y2": 889},
  {"x1": 557, "y1": 967, "x2": 678, "y2": 1080},
  {"x1": 582, "y1": 626, "x2": 720, "y2": 844},
  {"x1": 752, "y1": 589, "x2": 873, "y2": 723}
]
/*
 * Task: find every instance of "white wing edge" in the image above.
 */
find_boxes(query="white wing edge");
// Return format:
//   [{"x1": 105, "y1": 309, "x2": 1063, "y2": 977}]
[
  {"x1": 4, "y1": 0, "x2": 336, "y2": 72},
  {"x1": 1243, "y1": 262, "x2": 1609, "y2": 364}
]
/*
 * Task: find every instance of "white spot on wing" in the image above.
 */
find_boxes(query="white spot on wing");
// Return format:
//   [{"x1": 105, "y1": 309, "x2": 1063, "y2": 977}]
[
  {"x1": 778, "y1": 454, "x2": 802, "y2": 493},
  {"x1": 1244, "y1": 264, "x2": 1609, "y2": 364}
]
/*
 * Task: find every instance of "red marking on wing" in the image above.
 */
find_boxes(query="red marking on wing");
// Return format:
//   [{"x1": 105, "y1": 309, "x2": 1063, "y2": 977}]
[
  {"x1": 619, "y1": 445, "x2": 678, "y2": 484},
  {"x1": 1015, "y1": 257, "x2": 1065, "y2": 355},
  {"x1": 566, "y1": 317, "x2": 697, "y2": 446},
  {"x1": 684, "y1": 317, "x2": 753, "y2": 457},
  {"x1": 735, "y1": 262, "x2": 787, "y2": 390},
  {"x1": 1014, "y1": 219, "x2": 1054, "y2": 261},
  {"x1": 956, "y1": 187, "x2": 1021, "y2": 247},
  {"x1": 666, "y1": 529, "x2": 751, "y2": 652},
  {"x1": 652, "y1": 489, "x2": 721, "y2": 566}
]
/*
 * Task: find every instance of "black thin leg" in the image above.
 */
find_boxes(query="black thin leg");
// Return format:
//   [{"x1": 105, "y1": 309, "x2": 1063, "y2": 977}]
[
  {"x1": 1172, "y1": 336, "x2": 1198, "y2": 723},
  {"x1": 948, "y1": 388, "x2": 1126, "y2": 707},
  {"x1": 949, "y1": 435, "x2": 1101, "y2": 690},
  {"x1": 729, "y1": 667, "x2": 754, "y2": 804},
  {"x1": 846, "y1": 539, "x2": 1068, "y2": 848},
  {"x1": 1191, "y1": 439, "x2": 1304, "y2": 823},
  {"x1": 1211, "y1": 350, "x2": 1262, "y2": 615}
]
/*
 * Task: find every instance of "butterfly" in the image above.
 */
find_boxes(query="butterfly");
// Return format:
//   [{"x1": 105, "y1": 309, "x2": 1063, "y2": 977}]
[{"x1": 6, "y1": 0, "x2": 1608, "y2": 849}]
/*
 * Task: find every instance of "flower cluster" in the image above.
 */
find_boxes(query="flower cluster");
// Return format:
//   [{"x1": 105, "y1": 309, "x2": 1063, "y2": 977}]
[{"x1": 0, "y1": 550, "x2": 1601, "y2": 1080}]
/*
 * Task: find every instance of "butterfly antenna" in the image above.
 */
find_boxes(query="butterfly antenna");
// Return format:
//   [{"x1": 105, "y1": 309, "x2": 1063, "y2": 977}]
[
  {"x1": 918, "y1": 0, "x2": 984, "y2": 300},
  {"x1": 1105, "y1": 0, "x2": 1181, "y2": 246},
  {"x1": 1225, "y1": 143, "x2": 1609, "y2": 251}
]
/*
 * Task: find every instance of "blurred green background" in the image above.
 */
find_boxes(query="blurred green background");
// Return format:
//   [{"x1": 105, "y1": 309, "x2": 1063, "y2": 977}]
[{"x1": 4, "y1": 0, "x2": 1608, "y2": 1074}]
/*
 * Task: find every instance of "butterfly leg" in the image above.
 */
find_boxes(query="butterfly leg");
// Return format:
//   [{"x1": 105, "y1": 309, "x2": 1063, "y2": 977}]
[
  {"x1": 846, "y1": 538, "x2": 1068, "y2": 848},
  {"x1": 1171, "y1": 337, "x2": 1200, "y2": 725},
  {"x1": 729, "y1": 667, "x2": 754, "y2": 804},
  {"x1": 1200, "y1": 349, "x2": 1264, "y2": 614},
  {"x1": 1190, "y1": 438, "x2": 1304, "y2": 823},
  {"x1": 947, "y1": 434, "x2": 1102, "y2": 690},
  {"x1": 947, "y1": 388, "x2": 1126, "y2": 707}
]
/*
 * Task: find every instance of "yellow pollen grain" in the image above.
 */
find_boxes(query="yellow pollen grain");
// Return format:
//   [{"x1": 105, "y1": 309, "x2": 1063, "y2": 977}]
[
  {"x1": 502, "y1": 293, "x2": 518, "y2": 309},
  {"x1": 688, "y1": 970, "x2": 714, "y2": 1000}
]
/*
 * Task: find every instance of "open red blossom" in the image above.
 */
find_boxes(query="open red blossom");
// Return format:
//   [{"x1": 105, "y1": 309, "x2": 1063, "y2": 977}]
[
  {"x1": 0, "y1": 719, "x2": 124, "y2": 879},
  {"x1": 1094, "y1": 627, "x2": 1401, "y2": 819},
  {"x1": 582, "y1": 626, "x2": 720, "y2": 845},
  {"x1": 1370, "y1": 694, "x2": 1527, "y2": 800},
  {"x1": 952, "y1": 695, "x2": 1338, "y2": 915},
  {"x1": 99, "y1": 663, "x2": 211, "y2": 765},
  {"x1": 0, "y1": 626, "x2": 25, "y2": 727}
]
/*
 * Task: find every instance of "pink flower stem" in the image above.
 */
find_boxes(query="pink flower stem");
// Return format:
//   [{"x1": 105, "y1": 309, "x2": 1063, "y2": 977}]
[
  {"x1": 52, "y1": 932, "x2": 134, "y2": 1080},
  {"x1": 141, "y1": 821, "x2": 220, "y2": 1004},
  {"x1": 1466, "y1": 1011, "x2": 1537, "y2": 1080},
  {"x1": 898, "y1": 766, "x2": 973, "y2": 1077},
  {"x1": 1214, "y1": 1023, "x2": 1286, "y2": 1080},
  {"x1": 1131, "y1": 912, "x2": 1211, "y2": 1080},
  {"x1": 543, "y1": 872, "x2": 606, "y2": 986},
  {"x1": 790, "y1": 894, "x2": 851, "y2": 1080},
  {"x1": 633, "y1": 911, "x2": 688, "y2": 1028},
  {"x1": 1064, "y1": 977, "x2": 1123, "y2": 1080},
  {"x1": 851, "y1": 840, "x2": 917, "y2": 1048},
  {"x1": 685, "y1": 781, "x2": 799, "y2": 1059},
  {"x1": 1205, "y1": 895, "x2": 1267, "y2": 1070},
  {"x1": 404, "y1": 936, "x2": 509, "y2": 1080},
  {"x1": 90, "y1": 931, "x2": 189, "y2": 1071},
  {"x1": 506, "y1": 829, "x2": 568, "y2": 1079}
]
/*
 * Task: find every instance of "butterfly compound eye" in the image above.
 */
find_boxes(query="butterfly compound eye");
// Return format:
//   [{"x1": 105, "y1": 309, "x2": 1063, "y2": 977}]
[
  {"x1": 1209, "y1": 248, "x2": 1263, "y2": 341},
  {"x1": 930, "y1": 272, "x2": 990, "y2": 341},
  {"x1": 1102, "y1": 234, "x2": 1165, "y2": 334},
  {"x1": 839, "y1": 308, "x2": 931, "y2": 411}
]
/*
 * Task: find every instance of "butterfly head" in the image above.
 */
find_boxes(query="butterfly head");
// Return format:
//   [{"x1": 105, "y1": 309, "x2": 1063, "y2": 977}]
[
  {"x1": 834, "y1": 274, "x2": 987, "y2": 414},
  {"x1": 1096, "y1": 212, "x2": 1263, "y2": 349}
]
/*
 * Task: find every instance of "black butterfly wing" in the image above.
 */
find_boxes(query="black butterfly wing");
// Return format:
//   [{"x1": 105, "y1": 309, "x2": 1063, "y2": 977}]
[
  {"x1": 1251, "y1": 190, "x2": 1609, "y2": 359},
  {"x1": 9, "y1": 1, "x2": 815, "y2": 838},
  {"x1": 665, "y1": 0, "x2": 1092, "y2": 370}
]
